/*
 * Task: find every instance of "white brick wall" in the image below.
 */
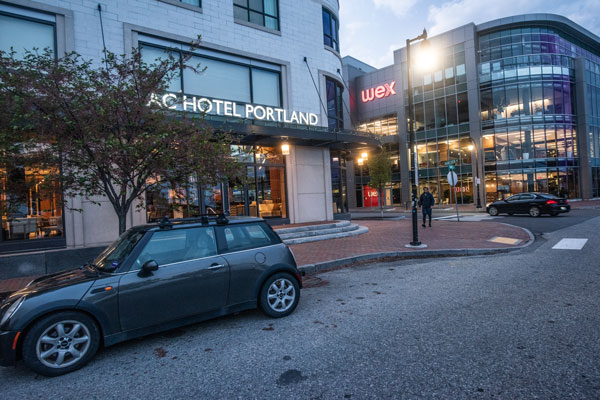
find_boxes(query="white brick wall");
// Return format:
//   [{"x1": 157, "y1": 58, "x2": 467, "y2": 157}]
[{"x1": 6, "y1": 0, "x2": 343, "y2": 124}]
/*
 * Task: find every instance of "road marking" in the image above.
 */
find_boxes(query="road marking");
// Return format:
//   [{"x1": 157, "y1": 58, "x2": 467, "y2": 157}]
[
  {"x1": 433, "y1": 215, "x2": 501, "y2": 222},
  {"x1": 552, "y1": 238, "x2": 588, "y2": 250},
  {"x1": 489, "y1": 236, "x2": 522, "y2": 245}
]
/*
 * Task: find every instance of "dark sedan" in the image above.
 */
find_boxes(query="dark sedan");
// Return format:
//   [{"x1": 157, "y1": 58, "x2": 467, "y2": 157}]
[
  {"x1": 487, "y1": 193, "x2": 570, "y2": 217},
  {"x1": 0, "y1": 215, "x2": 302, "y2": 376}
]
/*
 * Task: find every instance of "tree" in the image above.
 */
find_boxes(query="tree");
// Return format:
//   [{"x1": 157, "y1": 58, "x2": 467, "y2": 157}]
[
  {"x1": 0, "y1": 45, "x2": 244, "y2": 235},
  {"x1": 367, "y1": 148, "x2": 392, "y2": 217}
]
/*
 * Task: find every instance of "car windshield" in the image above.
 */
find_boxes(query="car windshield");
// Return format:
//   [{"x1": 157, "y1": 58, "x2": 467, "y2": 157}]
[
  {"x1": 541, "y1": 193, "x2": 560, "y2": 199},
  {"x1": 93, "y1": 229, "x2": 146, "y2": 271}
]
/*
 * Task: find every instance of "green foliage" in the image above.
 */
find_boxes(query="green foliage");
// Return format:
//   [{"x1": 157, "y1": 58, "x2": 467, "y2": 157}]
[
  {"x1": 0, "y1": 42, "x2": 244, "y2": 234},
  {"x1": 367, "y1": 148, "x2": 392, "y2": 192}
]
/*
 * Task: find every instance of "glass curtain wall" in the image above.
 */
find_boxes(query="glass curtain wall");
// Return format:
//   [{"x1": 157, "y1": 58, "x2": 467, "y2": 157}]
[
  {"x1": 478, "y1": 25, "x2": 591, "y2": 200},
  {"x1": 409, "y1": 43, "x2": 473, "y2": 204},
  {"x1": 331, "y1": 151, "x2": 348, "y2": 213}
]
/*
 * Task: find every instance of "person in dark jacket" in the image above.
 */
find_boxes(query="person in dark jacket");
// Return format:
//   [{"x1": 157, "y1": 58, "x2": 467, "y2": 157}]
[{"x1": 419, "y1": 187, "x2": 435, "y2": 227}]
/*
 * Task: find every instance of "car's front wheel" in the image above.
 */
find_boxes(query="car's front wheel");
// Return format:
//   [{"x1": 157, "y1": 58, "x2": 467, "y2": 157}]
[
  {"x1": 488, "y1": 206, "x2": 499, "y2": 216},
  {"x1": 22, "y1": 311, "x2": 100, "y2": 377},
  {"x1": 259, "y1": 273, "x2": 300, "y2": 318},
  {"x1": 529, "y1": 206, "x2": 541, "y2": 217}
]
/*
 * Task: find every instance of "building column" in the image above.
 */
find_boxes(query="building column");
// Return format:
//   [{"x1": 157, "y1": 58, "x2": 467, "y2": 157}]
[{"x1": 575, "y1": 58, "x2": 592, "y2": 199}]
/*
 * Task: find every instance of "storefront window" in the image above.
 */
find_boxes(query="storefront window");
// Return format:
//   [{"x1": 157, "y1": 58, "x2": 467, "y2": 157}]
[{"x1": 1, "y1": 163, "x2": 63, "y2": 241}]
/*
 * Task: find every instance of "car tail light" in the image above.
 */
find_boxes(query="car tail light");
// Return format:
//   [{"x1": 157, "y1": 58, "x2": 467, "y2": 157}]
[
  {"x1": 546, "y1": 200, "x2": 558, "y2": 205},
  {"x1": 565, "y1": 200, "x2": 568, "y2": 204}
]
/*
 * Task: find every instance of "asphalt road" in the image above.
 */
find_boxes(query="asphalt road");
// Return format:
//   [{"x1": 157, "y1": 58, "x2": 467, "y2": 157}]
[{"x1": 1, "y1": 216, "x2": 599, "y2": 399}]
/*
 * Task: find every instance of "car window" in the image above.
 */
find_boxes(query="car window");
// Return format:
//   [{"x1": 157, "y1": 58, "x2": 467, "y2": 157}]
[
  {"x1": 220, "y1": 223, "x2": 277, "y2": 253},
  {"x1": 506, "y1": 195, "x2": 522, "y2": 201},
  {"x1": 135, "y1": 227, "x2": 217, "y2": 268},
  {"x1": 520, "y1": 194, "x2": 535, "y2": 200}
]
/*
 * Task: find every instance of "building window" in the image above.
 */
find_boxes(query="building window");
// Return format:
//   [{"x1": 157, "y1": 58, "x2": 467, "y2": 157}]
[
  {"x1": 228, "y1": 146, "x2": 287, "y2": 219},
  {"x1": 357, "y1": 115, "x2": 398, "y2": 136},
  {"x1": 0, "y1": 12, "x2": 55, "y2": 58},
  {"x1": 180, "y1": 0, "x2": 201, "y2": 6},
  {"x1": 234, "y1": 0, "x2": 279, "y2": 31},
  {"x1": 141, "y1": 43, "x2": 282, "y2": 108},
  {"x1": 326, "y1": 77, "x2": 344, "y2": 130},
  {"x1": 322, "y1": 8, "x2": 339, "y2": 52},
  {"x1": 1, "y1": 12, "x2": 64, "y2": 249}
]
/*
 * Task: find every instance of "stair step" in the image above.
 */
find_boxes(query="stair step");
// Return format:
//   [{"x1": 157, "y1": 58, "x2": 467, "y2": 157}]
[
  {"x1": 275, "y1": 220, "x2": 351, "y2": 235},
  {"x1": 277, "y1": 224, "x2": 359, "y2": 240},
  {"x1": 283, "y1": 226, "x2": 369, "y2": 245}
]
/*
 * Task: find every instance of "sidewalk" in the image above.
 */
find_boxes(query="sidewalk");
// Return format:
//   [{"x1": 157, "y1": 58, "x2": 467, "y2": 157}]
[
  {"x1": 289, "y1": 219, "x2": 531, "y2": 267},
  {"x1": 0, "y1": 219, "x2": 532, "y2": 296}
]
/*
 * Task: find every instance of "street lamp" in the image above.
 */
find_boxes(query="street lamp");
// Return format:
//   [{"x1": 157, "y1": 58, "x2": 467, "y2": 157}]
[
  {"x1": 468, "y1": 143, "x2": 483, "y2": 209},
  {"x1": 406, "y1": 28, "x2": 429, "y2": 247}
]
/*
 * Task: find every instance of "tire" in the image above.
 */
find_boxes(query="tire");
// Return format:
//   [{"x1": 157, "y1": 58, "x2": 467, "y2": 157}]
[
  {"x1": 259, "y1": 272, "x2": 300, "y2": 318},
  {"x1": 508, "y1": 212, "x2": 514, "y2": 216},
  {"x1": 22, "y1": 311, "x2": 100, "y2": 377},
  {"x1": 488, "y1": 206, "x2": 499, "y2": 216},
  {"x1": 529, "y1": 206, "x2": 541, "y2": 217},
  {"x1": 550, "y1": 211, "x2": 559, "y2": 217}
]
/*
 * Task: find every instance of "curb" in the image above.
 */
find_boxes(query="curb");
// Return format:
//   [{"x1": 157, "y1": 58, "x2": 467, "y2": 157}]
[{"x1": 298, "y1": 225, "x2": 535, "y2": 276}]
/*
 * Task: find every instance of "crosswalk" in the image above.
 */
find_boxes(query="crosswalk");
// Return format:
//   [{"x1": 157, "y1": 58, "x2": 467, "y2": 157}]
[
  {"x1": 552, "y1": 238, "x2": 588, "y2": 250},
  {"x1": 432, "y1": 214, "x2": 502, "y2": 222}
]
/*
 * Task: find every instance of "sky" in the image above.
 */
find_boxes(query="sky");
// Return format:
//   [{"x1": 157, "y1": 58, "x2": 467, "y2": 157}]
[{"x1": 339, "y1": 0, "x2": 600, "y2": 68}]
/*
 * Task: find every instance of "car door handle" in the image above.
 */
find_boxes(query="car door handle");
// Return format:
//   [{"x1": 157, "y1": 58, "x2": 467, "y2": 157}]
[{"x1": 208, "y1": 263, "x2": 225, "y2": 270}]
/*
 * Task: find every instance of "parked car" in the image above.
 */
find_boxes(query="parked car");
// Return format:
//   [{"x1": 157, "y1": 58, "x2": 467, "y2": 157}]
[
  {"x1": 487, "y1": 193, "x2": 570, "y2": 217},
  {"x1": 0, "y1": 215, "x2": 302, "y2": 376}
]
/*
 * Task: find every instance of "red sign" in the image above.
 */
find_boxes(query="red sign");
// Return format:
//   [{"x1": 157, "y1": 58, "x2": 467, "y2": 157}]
[
  {"x1": 363, "y1": 186, "x2": 379, "y2": 207},
  {"x1": 361, "y1": 81, "x2": 396, "y2": 103}
]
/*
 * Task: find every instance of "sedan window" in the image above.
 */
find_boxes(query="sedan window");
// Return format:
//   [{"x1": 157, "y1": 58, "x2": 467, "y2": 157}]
[
  {"x1": 135, "y1": 227, "x2": 217, "y2": 268},
  {"x1": 506, "y1": 195, "x2": 522, "y2": 201}
]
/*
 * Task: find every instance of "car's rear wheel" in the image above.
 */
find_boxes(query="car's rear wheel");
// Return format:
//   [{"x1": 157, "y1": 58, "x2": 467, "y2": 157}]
[
  {"x1": 259, "y1": 272, "x2": 300, "y2": 318},
  {"x1": 488, "y1": 206, "x2": 499, "y2": 216},
  {"x1": 550, "y1": 211, "x2": 559, "y2": 216},
  {"x1": 22, "y1": 311, "x2": 100, "y2": 377},
  {"x1": 529, "y1": 206, "x2": 541, "y2": 217}
]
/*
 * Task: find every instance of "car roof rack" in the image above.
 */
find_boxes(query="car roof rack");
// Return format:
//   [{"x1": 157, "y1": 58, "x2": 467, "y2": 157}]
[{"x1": 157, "y1": 213, "x2": 229, "y2": 229}]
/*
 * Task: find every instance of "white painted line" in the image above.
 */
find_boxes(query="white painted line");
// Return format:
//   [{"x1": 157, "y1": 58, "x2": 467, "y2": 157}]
[{"x1": 552, "y1": 238, "x2": 588, "y2": 250}]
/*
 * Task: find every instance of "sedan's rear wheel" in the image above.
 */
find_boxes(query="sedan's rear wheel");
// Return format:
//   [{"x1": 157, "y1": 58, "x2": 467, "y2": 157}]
[
  {"x1": 488, "y1": 206, "x2": 499, "y2": 216},
  {"x1": 529, "y1": 206, "x2": 541, "y2": 217},
  {"x1": 259, "y1": 272, "x2": 300, "y2": 318},
  {"x1": 22, "y1": 311, "x2": 100, "y2": 376},
  {"x1": 550, "y1": 211, "x2": 559, "y2": 217}
]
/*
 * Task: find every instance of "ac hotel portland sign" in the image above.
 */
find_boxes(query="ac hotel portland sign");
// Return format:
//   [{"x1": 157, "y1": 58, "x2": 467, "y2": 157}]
[{"x1": 150, "y1": 93, "x2": 320, "y2": 126}]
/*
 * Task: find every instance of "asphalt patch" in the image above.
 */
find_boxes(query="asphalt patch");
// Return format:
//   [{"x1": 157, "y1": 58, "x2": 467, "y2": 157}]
[{"x1": 277, "y1": 369, "x2": 308, "y2": 385}]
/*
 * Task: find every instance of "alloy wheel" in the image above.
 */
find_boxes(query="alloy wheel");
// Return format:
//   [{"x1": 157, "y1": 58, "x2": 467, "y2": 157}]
[
  {"x1": 267, "y1": 278, "x2": 296, "y2": 313},
  {"x1": 36, "y1": 320, "x2": 91, "y2": 369}
]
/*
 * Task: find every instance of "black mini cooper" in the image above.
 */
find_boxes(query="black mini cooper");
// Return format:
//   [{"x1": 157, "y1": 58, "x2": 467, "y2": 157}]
[{"x1": 0, "y1": 215, "x2": 302, "y2": 376}]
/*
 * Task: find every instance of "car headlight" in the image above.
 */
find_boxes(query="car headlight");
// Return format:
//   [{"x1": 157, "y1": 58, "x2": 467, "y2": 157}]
[{"x1": 0, "y1": 297, "x2": 25, "y2": 327}]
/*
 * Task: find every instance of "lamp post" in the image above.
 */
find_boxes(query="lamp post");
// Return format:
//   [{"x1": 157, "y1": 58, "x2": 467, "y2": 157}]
[
  {"x1": 406, "y1": 29, "x2": 428, "y2": 247},
  {"x1": 358, "y1": 157, "x2": 364, "y2": 207},
  {"x1": 468, "y1": 143, "x2": 482, "y2": 208}
]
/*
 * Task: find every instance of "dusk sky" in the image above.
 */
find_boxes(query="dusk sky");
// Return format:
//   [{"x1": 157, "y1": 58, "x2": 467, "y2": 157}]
[{"x1": 339, "y1": 0, "x2": 600, "y2": 68}]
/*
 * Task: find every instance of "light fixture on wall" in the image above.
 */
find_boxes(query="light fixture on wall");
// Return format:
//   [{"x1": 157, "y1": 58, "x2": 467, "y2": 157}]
[
  {"x1": 357, "y1": 158, "x2": 364, "y2": 166},
  {"x1": 361, "y1": 151, "x2": 368, "y2": 160},
  {"x1": 281, "y1": 143, "x2": 290, "y2": 155}
]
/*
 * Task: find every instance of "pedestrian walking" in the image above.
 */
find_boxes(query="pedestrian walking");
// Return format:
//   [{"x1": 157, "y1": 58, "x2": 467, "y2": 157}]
[{"x1": 419, "y1": 187, "x2": 435, "y2": 228}]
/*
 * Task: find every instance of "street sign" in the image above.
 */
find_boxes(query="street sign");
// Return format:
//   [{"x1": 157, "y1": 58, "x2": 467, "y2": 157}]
[
  {"x1": 446, "y1": 160, "x2": 457, "y2": 165},
  {"x1": 447, "y1": 170, "x2": 458, "y2": 186},
  {"x1": 476, "y1": 177, "x2": 481, "y2": 185},
  {"x1": 448, "y1": 165, "x2": 456, "y2": 170}
]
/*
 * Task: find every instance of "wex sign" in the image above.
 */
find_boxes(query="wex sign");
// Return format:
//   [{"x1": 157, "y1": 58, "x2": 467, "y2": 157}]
[
  {"x1": 148, "y1": 94, "x2": 319, "y2": 126},
  {"x1": 361, "y1": 81, "x2": 396, "y2": 103}
]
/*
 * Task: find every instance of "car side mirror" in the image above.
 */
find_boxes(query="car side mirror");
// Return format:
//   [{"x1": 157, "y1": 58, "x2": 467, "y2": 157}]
[{"x1": 138, "y1": 260, "x2": 158, "y2": 277}]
